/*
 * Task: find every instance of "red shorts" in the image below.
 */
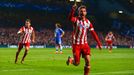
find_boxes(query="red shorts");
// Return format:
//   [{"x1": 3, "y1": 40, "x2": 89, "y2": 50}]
[
  {"x1": 106, "y1": 40, "x2": 113, "y2": 45},
  {"x1": 18, "y1": 42, "x2": 30, "y2": 48},
  {"x1": 72, "y1": 44, "x2": 90, "y2": 64}
]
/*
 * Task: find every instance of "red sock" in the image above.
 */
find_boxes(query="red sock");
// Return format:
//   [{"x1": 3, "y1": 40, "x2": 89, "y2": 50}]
[{"x1": 84, "y1": 66, "x2": 90, "y2": 75}]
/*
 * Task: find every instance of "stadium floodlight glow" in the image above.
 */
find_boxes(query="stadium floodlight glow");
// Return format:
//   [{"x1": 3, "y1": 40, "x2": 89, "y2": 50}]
[
  {"x1": 118, "y1": 10, "x2": 123, "y2": 14},
  {"x1": 69, "y1": 0, "x2": 82, "y2": 2}
]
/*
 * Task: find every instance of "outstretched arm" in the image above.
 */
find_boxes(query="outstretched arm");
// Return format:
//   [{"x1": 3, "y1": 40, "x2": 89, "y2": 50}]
[
  {"x1": 89, "y1": 24, "x2": 102, "y2": 49},
  {"x1": 32, "y1": 30, "x2": 35, "y2": 43},
  {"x1": 17, "y1": 27, "x2": 23, "y2": 34}
]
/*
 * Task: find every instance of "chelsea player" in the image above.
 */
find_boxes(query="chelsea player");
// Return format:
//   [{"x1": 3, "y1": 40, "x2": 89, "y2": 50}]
[{"x1": 54, "y1": 23, "x2": 65, "y2": 54}]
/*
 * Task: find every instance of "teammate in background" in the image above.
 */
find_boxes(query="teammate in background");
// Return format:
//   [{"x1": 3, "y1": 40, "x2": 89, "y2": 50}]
[
  {"x1": 105, "y1": 31, "x2": 116, "y2": 52},
  {"x1": 66, "y1": 4, "x2": 102, "y2": 75},
  {"x1": 54, "y1": 23, "x2": 65, "y2": 54},
  {"x1": 15, "y1": 19, "x2": 35, "y2": 64}
]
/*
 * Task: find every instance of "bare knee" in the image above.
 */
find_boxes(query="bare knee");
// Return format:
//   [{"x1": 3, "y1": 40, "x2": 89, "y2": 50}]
[
  {"x1": 85, "y1": 59, "x2": 90, "y2": 69},
  {"x1": 25, "y1": 47, "x2": 29, "y2": 50},
  {"x1": 84, "y1": 55, "x2": 90, "y2": 67},
  {"x1": 25, "y1": 47, "x2": 29, "y2": 53}
]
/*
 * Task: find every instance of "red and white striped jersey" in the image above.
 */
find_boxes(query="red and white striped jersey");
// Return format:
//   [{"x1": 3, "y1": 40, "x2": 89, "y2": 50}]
[
  {"x1": 18, "y1": 26, "x2": 34, "y2": 43},
  {"x1": 68, "y1": 6, "x2": 101, "y2": 47},
  {"x1": 106, "y1": 34, "x2": 114, "y2": 41},
  {"x1": 72, "y1": 17, "x2": 94, "y2": 44}
]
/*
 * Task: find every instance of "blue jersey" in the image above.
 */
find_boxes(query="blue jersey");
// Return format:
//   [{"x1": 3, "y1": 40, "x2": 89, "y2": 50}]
[{"x1": 55, "y1": 28, "x2": 64, "y2": 44}]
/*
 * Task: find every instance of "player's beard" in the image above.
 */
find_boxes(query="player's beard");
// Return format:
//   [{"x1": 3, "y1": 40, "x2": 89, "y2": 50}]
[
  {"x1": 80, "y1": 13, "x2": 84, "y2": 16},
  {"x1": 79, "y1": 14, "x2": 86, "y2": 19}
]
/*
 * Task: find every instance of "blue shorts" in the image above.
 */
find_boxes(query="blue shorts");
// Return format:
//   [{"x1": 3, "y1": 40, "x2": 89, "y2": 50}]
[{"x1": 55, "y1": 38, "x2": 62, "y2": 45}]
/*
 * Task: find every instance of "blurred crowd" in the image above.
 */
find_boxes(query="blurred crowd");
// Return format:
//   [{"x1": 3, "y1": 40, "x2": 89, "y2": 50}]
[{"x1": 0, "y1": 28, "x2": 134, "y2": 46}]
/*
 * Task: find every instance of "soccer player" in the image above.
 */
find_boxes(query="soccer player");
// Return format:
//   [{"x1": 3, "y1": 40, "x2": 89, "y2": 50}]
[
  {"x1": 54, "y1": 23, "x2": 65, "y2": 54},
  {"x1": 66, "y1": 4, "x2": 102, "y2": 75},
  {"x1": 15, "y1": 19, "x2": 35, "y2": 64},
  {"x1": 105, "y1": 31, "x2": 116, "y2": 52}
]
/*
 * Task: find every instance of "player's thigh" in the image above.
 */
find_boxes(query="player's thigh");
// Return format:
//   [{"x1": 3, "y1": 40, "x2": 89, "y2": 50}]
[
  {"x1": 110, "y1": 41, "x2": 113, "y2": 46},
  {"x1": 18, "y1": 43, "x2": 23, "y2": 51},
  {"x1": 72, "y1": 44, "x2": 81, "y2": 64},
  {"x1": 84, "y1": 55, "x2": 90, "y2": 65},
  {"x1": 25, "y1": 43, "x2": 30, "y2": 51},
  {"x1": 82, "y1": 44, "x2": 91, "y2": 66},
  {"x1": 82, "y1": 44, "x2": 91, "y2": 56},
  {"x1": 107, "y1": 40, "x2": 112, "y2": 45},
  {"x1": 56, "y1": 39, "x2": 62, "y2": 45},
  {"x1": 58, "y1": 39, "x2": 62, "y2": 45}
]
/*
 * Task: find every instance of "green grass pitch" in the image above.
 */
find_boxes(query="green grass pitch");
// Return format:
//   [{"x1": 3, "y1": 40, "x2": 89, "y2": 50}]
[{"x1": 0, "y1": 48, "x2": 134, "y2": 75}]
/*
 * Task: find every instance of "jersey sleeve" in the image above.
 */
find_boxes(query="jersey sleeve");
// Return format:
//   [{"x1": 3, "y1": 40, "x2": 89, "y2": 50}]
[
  {"x1": 89, "y1": 23, "x2": 102, "y2": 49},
  {"x1": 89, "y1": 23, "x2": 94, "y2": 31},
  {"x1": 31, "y1": 27, "x2": 34, "y2": 32},
  {"x1": 17, "y1": 27, "x2": 24, "y2": 34},
  {"x1": 60, "y1": 29, "x2": 64, "y2": 33}
]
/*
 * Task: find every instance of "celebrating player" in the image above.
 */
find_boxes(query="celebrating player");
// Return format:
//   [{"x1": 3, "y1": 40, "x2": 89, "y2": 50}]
[
  {"x1": 15, "y1": 19, "x2": 35, "y2": 64},
  {"x1": 54, "y1": 23, "x2": 65, "y2": 54},
  {"x1": 105, "y1": 31, "x2": 116, "y2": 52},
  {"x1": 66, "y1": 4, "x2": 102, "y2": 75}
]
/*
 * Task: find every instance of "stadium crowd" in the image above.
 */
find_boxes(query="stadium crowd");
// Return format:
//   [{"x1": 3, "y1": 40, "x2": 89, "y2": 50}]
[{"x1": 0, "y1": 28, "x2": 133, "y2": 46}]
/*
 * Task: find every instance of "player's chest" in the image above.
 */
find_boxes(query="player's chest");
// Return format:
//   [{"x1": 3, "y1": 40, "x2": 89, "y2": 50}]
[
  {"x1": 75, "y1": 20, "x2": 90, "y2": 30},
  {"x1": 55, "y1": 29, "x2": 61, "y2": 33},
  {"x1": 108, "y1": 35, "x2": 113, "y2": 38},
  {"x1": 55, "y1": 29, "x2": 59, "y2": 33},
  {"x1": 24, "y1": 29, "x2": 33, "y2": 34}
]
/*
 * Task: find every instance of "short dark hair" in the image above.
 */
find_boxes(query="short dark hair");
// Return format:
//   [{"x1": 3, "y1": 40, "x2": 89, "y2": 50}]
[
  {"x1": 78, "y1": 5, "x2": 87, "y2": 11},
  {"x1": 25, "y1": 19, "x2": 31, "y2": 23}
]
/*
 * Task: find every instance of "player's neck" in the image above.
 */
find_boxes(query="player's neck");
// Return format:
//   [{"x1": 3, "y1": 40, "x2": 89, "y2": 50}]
[
  {"x1": 25, "y1": 26, "x2": 30, "y2": 28},
  {"x1": 79, "y1": 16, "x2": 86, "y2": 21}
]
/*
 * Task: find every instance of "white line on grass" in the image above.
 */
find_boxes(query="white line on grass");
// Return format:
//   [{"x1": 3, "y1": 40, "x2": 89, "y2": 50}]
[
  {"x1": 91, "y1": 70, "x2": 134, "y2": 75},
  {"x1": 1, "y1": 69, "x2": 34, "y2": 72}
]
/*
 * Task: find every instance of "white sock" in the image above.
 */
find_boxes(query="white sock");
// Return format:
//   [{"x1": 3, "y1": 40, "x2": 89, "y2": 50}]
[
  {"x1": 56, "y1": 46, "x2": 58, "y2": 52},
  {"x1": 60, "y1": 45, "x2": 63, "y2": 52}
]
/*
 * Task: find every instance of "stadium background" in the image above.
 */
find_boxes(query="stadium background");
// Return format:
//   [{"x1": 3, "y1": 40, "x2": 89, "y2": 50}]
[
  {"x1": 0, "y1": 0, "x2": 134, "y2": 75},
  {"x1": 0, "y1": 0, "x2": 134, "y2": 48}
]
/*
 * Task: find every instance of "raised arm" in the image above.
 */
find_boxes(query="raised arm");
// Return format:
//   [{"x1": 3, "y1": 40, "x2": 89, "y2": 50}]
[{"x1": 68, "y1": 4, "x2": 77, "y2": 23}]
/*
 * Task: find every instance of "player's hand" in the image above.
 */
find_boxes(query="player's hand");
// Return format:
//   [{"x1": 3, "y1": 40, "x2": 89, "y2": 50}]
[
  {"x1": 72, "y1": 3, "x2": 77, "y2": 10},
  {"x1": 60, "y1": 35, "x2": 63, "y2": 37}
]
